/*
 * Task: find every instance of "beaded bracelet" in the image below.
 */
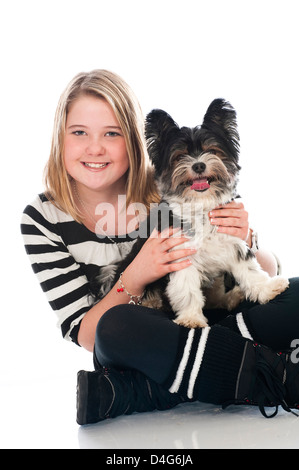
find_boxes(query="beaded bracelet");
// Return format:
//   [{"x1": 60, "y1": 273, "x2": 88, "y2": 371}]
[{"x1": 116, "y1": 272, "x2": 144, "y2": 305}]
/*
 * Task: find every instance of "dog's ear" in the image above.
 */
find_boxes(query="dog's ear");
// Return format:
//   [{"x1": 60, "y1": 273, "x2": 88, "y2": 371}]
[
  {"x1": 145, "y1": 109, "x2": 181, "y2": 174},
  {"x1": 201, "y1": 99, "x2": 240, "y2": 159}
]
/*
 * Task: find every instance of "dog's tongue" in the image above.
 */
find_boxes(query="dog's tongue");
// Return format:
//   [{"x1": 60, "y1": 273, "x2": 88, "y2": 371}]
[{"x1": 191, "y1": 178, "x2": 210, "y2": 191}]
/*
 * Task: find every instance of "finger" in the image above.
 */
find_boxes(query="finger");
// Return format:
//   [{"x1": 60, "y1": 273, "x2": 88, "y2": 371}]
[
  {"x1": 216, "y1": 225, "x2": 249, "y2": 240},
  {"x1": 149, "y1": 227, "x2": 161, "y2": 240},
  {"x1": 210, "y1": 217, "x2": 247, "y2": 228},
  {"x1": 163, "y1": 258, "x2": 193, "y2": 274},
  {"x1": 213, "y1": 201, "x2": 244, "y2": 210},
  {"x1": 164, "y1": 247, "x2": 197, "y2": 263},
  {"x1": 149, "y1": 226, "x2": 182, "y2": 241},
  {"x1": 161, "y1": 235, "x2": 192, "y2": 253},
  {"x1": 210, "y1": 210, "x2": 248, "y2": 225},
  {"x1": 210, "y1": 206, "x2": 247, "y2": 218},
  {"x1": 210, "y1": 204, "x2": 245, "y2": 217},
  {"x1": 159, "y1": 226, "x2": 183, "y2": 239}
]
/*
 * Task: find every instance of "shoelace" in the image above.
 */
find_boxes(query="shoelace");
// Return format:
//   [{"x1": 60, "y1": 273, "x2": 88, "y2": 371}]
[{"x1": 252, "y1": 346, "x2": 299, "y2": 418}]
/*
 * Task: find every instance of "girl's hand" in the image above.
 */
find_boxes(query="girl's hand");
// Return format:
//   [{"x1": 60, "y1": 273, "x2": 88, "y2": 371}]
[
  {"x1": 209, "y1": 200, "x2": 250, "y2": 242},
  {"x1": 123, "y1": 227, "x2": 196, "y2": 292}
]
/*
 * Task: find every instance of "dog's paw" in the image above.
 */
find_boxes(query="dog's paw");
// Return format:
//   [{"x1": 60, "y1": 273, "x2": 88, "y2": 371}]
[
  {"x1": 142, "y1": 299, "x2": 163, "y2": 309},
  {"x1": 174, "y1": 318, "x2": 209, "y2": 328},
  {"x1": 257, "y1": 276, "x2": 289, "y2": 304},
  {"x1": 173, "y1": 311, "x2": 209, "y2": 328},
  {"x1": 223, "y1": 286, "x2": 245, "y2": 311},
  {"x1": 142, "y1": 298, "x2": 163, "y2": 309}
]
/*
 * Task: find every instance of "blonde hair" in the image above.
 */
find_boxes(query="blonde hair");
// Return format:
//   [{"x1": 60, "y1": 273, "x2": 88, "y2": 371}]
[{"x1": 44, "y1": 69, "x2": 159, "y2": 221}]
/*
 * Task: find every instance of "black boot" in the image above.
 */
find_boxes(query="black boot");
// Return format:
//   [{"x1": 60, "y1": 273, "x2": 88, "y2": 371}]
[
  {"x1": 222, "y1": 341, "x2": 299, "y2": 418},
  {"x1": 163, "y1": 324, "x2": 299, "y2": 419},
  {"x1": 76, "y1": 367, "x2": 189, "y2": 425}
]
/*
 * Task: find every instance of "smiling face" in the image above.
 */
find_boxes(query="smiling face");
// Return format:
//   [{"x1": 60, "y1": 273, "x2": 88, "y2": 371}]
[{"x1": 64, "y1": 94, "x2": 129, "y2": 195}]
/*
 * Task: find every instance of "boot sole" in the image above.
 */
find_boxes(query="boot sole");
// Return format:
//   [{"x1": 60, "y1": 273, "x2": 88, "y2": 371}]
[{"x1": 76, "y1": 370, "x2": 89, "y2": 425}]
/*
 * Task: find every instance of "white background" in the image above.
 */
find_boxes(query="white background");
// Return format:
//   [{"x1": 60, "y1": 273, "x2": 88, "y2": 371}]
[{"x1": 1, "y1": 0, "x2": 299, "y2": 446}]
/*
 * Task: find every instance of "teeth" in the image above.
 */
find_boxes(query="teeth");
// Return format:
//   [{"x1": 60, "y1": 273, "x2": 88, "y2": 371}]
[{"x1": 84, "y1": 162, "x2": 108, "y2": 168}]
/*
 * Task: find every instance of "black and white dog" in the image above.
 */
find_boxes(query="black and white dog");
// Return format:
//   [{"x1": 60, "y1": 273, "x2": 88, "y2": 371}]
[{"x1": 95, "y1": 99, "x2": 289, "y2": 328}]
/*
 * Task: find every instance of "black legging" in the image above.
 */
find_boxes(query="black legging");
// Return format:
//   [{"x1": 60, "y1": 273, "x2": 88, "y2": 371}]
[{"x1": 94, "y1": 277, "x2": 299, "y2": 385}]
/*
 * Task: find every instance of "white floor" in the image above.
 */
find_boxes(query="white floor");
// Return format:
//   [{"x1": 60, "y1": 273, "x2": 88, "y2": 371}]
[{"x1": 2, "y1": 368, "x2": 299, "y2": 449}]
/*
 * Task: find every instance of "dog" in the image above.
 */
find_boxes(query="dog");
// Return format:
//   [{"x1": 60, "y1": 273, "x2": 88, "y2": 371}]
[{"x1": 94, "y1": 98, "x2": 289, "y2": 328}]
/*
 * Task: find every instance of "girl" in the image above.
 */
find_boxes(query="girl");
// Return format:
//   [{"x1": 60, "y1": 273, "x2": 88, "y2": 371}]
[{"x1": 21, "y1": 69, "x2": 299, "y2": 425}]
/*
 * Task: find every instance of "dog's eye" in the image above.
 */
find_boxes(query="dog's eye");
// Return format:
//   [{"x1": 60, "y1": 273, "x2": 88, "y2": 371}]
[
  {"x1": 207, "y1": 147, "x2": 225, "y2": 158},
  {"x1": 173, "y1": 154, "x2": 186, "y2": 161}
]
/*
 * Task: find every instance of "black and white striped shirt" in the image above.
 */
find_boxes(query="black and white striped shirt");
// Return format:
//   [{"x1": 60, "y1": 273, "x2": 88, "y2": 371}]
[{"x1": 21, "y1": 194, "x2": 137, "y2": 345}]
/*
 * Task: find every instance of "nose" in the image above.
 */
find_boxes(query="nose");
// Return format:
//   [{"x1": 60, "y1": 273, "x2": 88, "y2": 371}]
[
  {"x1": 192, "y1": 162, "x2": 206, "y2": 174},
  {"x1": 86, "y1": 136, "x2": 105, "y2": 156}
]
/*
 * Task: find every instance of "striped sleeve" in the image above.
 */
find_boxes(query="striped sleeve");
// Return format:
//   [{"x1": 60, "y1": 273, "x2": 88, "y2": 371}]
[{"x1": 21, "y1": 197, "x2": 91, "y2": 345}]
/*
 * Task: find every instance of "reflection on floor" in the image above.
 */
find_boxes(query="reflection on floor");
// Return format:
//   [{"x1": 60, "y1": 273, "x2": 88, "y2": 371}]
[{"x1": 2, "y1": 372, "x2": 299, "y2": 449}]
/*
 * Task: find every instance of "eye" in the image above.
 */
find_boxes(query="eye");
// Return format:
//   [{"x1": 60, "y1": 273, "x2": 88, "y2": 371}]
[
  {"x1": 174, "y1": 153, "x2": 186, "y2": 161},
  {"x1": 72, "y1": 130, "x2": 87, "y2": 136},
  {"x1": 105, "y1": 131, "x2": 121, "y2": 137},
  {"x1": 207, "y1": 147, "x2": 225, "y2": 158}
]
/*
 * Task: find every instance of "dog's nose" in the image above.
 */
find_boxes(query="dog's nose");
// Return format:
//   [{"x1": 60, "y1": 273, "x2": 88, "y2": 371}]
[{"x1": 192, "y1": 162, "x2": 206, "y2": 174}]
